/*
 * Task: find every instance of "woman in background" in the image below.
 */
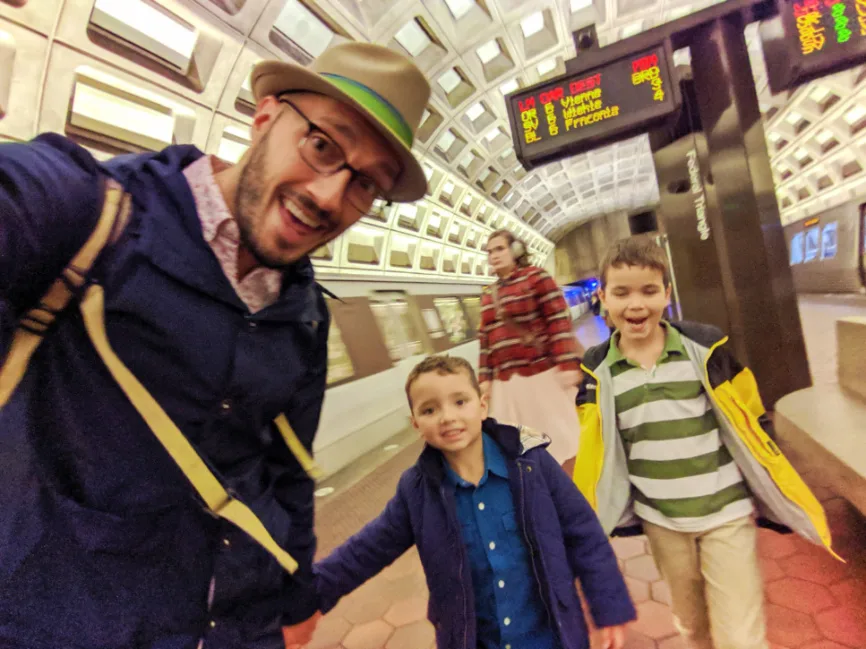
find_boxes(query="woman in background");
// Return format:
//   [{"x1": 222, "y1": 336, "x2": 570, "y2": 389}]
[{"x1": 479, "y1": 229, "x2": 585, "y2": 471}]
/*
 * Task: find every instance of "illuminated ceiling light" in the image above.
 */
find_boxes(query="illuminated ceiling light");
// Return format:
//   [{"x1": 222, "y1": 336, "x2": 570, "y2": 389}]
[
  {"x1": 570, "y1": 0, "x2": 593, "y2": 12},
  {"x1": 443, "y1": 180, "x2": 456, "y2": 193},
  {"x1": 843, "y1": 105, "x2": 866, "y2": 125},
  {"x1": 394, "y1": 19, "x2": 431, "y2": 57},
  {"x1": 444, "y1": 0, "x2": 474, "y2": 20},
  {"x1": 784, "y1": 110, "x2": 804, "y2": 125},
  {"x1": 621, "y1": 20, "x2": 644, "y2": 39},
  {"x1": 809, "y1": 86, "x2": 830, "y2": 103},
  {"x1": 437, "y1": 68, "x2": 462, "y2": 94},
  {"x1": 92, "y1": 0, "x2": 197, "y2": 72},
  {"x1": 437, "y1": 131, "x2": 457, "y2": 150},
  {"x1": 273, "y1": 0, "x2": 334, "y2": 58},
  {"x1": 500, "y1": 78, "x2": 519, "y2": 96},
  {"x1": 500, "y1": 148, "x2": 514, "y2": 160},
  {"x1": 422, "y1": 163, "x2": 434, "y2": 180},
  {"x1": 536, "y1": 57, "x2": 558, "y2": 76},
  {"x1": 793, "y1": 147, "x2": 809, "y2": 161},
  {"x1": 485, "y1": 128, "x2": 500, "y2": 142},
  {"x1": 768, "y1": 132, "x2": 782, "y2": 142},
  {"x1": 466, "y1": 102, "x2": 486, "y2": 121},
  {"x1": 815, "y1": 129, "x2": 835, "y2": 144},
  {"x1": 520, "y1": 12, "x2": 545, "y2": 38},
  {"x1": 478, "y1": 168, "x2": 492, "y2": 183},
  {"x1": 459, "y1": 151, "x2": 477, "y2": 169},
  {"x1": 476, "y1": 40, "x2": 501, "y2": 65},
  {"x1": 673, "y1": 49, "x2": 691, "y2": 66},
  {"x1": 463, "y1": 195, "x2": 473, "y2": 205},
  {"x1": 421, "y1": 109, "x2": 432, "y2": 124}
]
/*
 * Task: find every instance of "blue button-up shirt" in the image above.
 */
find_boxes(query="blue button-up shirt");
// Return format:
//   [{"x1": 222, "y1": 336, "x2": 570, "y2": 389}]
[{"x1": 445, "y1": 434, "x2": 561, "y2": 649}]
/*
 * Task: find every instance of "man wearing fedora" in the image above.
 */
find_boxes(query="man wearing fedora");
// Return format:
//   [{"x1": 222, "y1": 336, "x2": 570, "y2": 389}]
[{"x1": 0, "y1": 44, "x2": 429, "y2": 649}]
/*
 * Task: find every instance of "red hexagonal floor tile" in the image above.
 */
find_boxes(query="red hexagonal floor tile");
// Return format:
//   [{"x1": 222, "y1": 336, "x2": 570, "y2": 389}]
[
  {"x1": 814, "y1": 605, "x2": 866, "y2": 649},
  {"x1": 625, "y1": 576, "x2": 650, "y2": 604},
  {"x1": 611, "y1": 536, "x2": 647, "y2": 561},
  {"x1": 766, "y1": 603, "x2": 822, "y2": 648},
  {"x1": 625, "y1": 555, "x2": 662, "y2": 583},
  {"x1": 801, "y1": 641, "x2": 857, "y2": 649},
  {"x1": 765, "y1": 577, "x2": 837, "y2": 614},
  {"x1": 758, "y1": 530, "x2": 800, "y2": 560},
  {"x1": 778, "y1": 551, "x2": 850, "y2": 586},
  {"x1": 384, "y1": 596, "x2": 428, "y2": 627},
  {"x1": 621, "y1": 627, "x2": 659, "y2": 649},
  {"x1": 761, "y1": 557, "x2": 786, "y2": 583},
  {"x1": 631, "y1": 600, "x2": 678, "y2": 640},
  {"x1": 651, "y1": 580, "x2": 671, "y2": 606},
  {"x1": 307, "y1": 614, "x2": 352, "y2": 649},
  {"x1": 829, "y1": 579, "x2": 866, "y2": 610},
  {"x1": 385, "y1": 620, "x2": 435, "y2": 649},
  {"x1": 342, "y1": 620, "x2": 395, "y2": 649}
]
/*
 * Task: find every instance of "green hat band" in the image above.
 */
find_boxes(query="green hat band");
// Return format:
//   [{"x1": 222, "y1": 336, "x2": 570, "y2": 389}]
[{"x1": 322, "y1": 73, "x2": 414, "y2": 150}]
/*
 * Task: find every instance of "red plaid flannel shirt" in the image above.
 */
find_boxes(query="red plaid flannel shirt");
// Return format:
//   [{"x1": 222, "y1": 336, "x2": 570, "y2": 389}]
[{"x1": 479, "y1": 265, "x2": 581, "y2": 382}]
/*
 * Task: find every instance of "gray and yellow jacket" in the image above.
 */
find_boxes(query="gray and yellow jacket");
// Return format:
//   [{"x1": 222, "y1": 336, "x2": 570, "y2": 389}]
[{"x1": 572, "y1": 321, "x2": 837, "y2": 556}]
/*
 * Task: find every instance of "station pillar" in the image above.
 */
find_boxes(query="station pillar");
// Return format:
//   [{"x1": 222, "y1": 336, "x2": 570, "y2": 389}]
[{"x1": 687, "y1": 14, "x2": 810, "y2": 406}]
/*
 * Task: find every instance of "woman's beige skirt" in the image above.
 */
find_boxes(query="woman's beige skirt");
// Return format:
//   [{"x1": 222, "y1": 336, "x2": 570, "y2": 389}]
[{"x1": 488, "y1": 368, "x2": 580, "y2": 464}]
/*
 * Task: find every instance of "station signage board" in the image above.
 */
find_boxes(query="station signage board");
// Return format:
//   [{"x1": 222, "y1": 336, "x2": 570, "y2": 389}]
[
  {"x1": 506, "y1": 42, "x2": 680, "y2": 169},
  {"x1": 761, "y1": 0, "x2": 866, "y2": 93}
]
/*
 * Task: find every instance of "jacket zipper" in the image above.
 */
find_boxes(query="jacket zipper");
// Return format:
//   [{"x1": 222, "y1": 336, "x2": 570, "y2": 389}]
[
  {"x1": 517, "y1": 461, "x2": 555, "y2": 631},
  {"x1": 440, "y1": 485, "x2": 470, "y2": 649}
]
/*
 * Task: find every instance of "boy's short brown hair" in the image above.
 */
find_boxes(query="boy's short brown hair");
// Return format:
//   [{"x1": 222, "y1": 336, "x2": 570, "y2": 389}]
[
  {"x1": 599, "y1": 235, "x2": 670, "y2": 288},
  {"x1": 405, "y1": 355, "x2": 481, "y2": 409}
]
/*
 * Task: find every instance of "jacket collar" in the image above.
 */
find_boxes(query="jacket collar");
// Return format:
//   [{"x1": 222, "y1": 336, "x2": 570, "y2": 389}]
[
  {"x1": 103, "y1": 145, "x2": 324, "y2": 324},
  {"x1": 417, "y1": 418, "x2": 549, "y2": 487}
]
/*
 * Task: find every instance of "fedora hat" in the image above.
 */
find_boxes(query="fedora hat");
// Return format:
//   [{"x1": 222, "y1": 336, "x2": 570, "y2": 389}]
[{"x1": 251, "y1": 43, "x2": 431, "y2": 202}]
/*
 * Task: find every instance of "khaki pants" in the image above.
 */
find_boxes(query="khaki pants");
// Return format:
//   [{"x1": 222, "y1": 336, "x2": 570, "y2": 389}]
[{"x1": 643, "y1": 516, "x2": 768, "y2": 649}]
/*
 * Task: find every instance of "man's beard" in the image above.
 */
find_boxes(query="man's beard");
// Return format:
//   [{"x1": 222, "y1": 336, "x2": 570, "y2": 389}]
[{"x1": 234, "y1": 129, "x2": 333, "y2": 269}]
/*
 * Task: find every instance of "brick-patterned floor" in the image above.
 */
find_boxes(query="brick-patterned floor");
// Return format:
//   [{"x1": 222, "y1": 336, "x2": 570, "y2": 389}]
[{"x1": 308, "y1": 300, "x2": 866, "y2": 649}]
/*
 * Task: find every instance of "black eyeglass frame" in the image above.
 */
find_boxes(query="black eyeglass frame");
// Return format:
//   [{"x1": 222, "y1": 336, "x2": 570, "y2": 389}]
[{"x1": 277, "y1": 96, "x2": 396, "y2": 215}]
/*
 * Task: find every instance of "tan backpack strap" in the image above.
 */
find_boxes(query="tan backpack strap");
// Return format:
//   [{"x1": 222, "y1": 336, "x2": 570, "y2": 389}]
[
  {"x1": 0, "y1": 179, "x2": 130, "y2": 407},
  {"x1": 274, "y1": 414, "x2": 323, "y2": 480},
  {"x1": 79, "y1": 285, "x2": 299, "y2": 574}
]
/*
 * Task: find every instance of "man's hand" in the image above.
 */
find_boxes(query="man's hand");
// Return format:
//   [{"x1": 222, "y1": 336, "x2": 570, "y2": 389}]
[
  {"x1": 595, "y1": 624, "x2": 627, "y2": 649},
  {"x1": 282, "y1": 611, "x2": 322, "y2": 649}
]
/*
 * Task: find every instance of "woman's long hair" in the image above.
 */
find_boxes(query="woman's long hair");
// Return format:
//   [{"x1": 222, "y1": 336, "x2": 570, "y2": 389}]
[{"x1": 487, "y1": 229, "x2": 531, "y2": 268}]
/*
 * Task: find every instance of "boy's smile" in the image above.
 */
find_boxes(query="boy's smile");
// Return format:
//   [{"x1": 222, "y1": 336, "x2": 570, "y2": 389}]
[
  {"x1": 410, "y1": 370, "x2": 488, "y2": 455},
  {"x1": 601, "y1": 264, "x2": 672, "y2": 343}
]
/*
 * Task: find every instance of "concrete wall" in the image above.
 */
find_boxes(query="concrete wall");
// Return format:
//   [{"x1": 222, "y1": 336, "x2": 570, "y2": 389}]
[{"x1": 553, "y1": 211, "x2": 631, "y2": 284}]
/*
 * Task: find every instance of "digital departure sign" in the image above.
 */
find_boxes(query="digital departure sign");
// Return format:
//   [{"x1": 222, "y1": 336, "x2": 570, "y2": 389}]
[
  {"x1": 507, "y1": 43, "x2": 680, "y2": 169},
  {"x1": 761, "y1": 0, "x2": 866, "y2": 92}
]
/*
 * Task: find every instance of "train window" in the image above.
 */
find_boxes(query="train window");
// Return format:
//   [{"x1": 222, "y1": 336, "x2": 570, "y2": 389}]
[
  {"x1": 461, "y1": 296, "x2": 481, "y2": 332},
  {"x1": 326, "y1": 320, "x2": 355, "y2": 385},
  {"x1": 790, "y1": 232, "x2": 804, "y2": 265},
  {"x1": 821, "y1": 222, "x2": 838, "y2": 260},
  {"x1": 370, "y1": 298, "x2": 424, "y2": 361},
  {"x1": 434, "y1": 297, "x2": 469, "y2": 344},
  {"x1": 804, "y1": 226, "x2": 820, "y2": 263}
]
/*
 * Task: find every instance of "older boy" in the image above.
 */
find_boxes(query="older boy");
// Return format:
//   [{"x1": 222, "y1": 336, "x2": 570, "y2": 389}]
[
  {"x1": 573, "y1": 236, "x2": 835, "y2": 649},
  {"x1": 313, "y1": 355, "x2": 636, "y2": 649}
]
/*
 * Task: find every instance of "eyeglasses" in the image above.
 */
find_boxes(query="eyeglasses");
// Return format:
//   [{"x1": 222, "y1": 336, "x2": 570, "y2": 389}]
[{"x1": 279, "y1": 98, "x2": 395, "y2": 215}]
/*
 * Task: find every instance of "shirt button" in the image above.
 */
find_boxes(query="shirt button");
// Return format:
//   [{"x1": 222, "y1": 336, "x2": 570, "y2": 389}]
[
  {"x1": 209, "y1": 620, "x2": 216, "y2": 629},
  {"x1": 498, "y1": 580, "x2": 505, "y2": 588},
  {"x1": 223, "y1": 538, "x2": 231, "y2": 547},
  {"x1": 504, "y1": 617, "x2": 511, "y2": 626},
  {"x1": 248, "y1": 321, "x2": 258, "y2": 330},
  {"x1": 506, "y1": 645, "x2": 512, "y2": 649},
  {"x1": 220, "y1": 399, "x2": 232, "y2": 412},
  {"x1": 489, "y1": 542, "x2": 496, "y2": 550},
  {"x1": 478, "y1": 502, "x2": 485, "y2": 511}
]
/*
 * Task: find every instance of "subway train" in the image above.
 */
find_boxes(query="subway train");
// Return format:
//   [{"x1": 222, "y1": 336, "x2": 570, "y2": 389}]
[
  {"x1": 783, "y1": 200, "x2": 866, "y2": 294},
  {"x1": 314, "y1": 277, "x2": 595, "y2": 479}
]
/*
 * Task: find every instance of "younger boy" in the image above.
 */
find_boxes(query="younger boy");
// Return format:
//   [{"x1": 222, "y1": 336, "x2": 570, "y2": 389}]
[
  {"x1": 313, "y1": 355, "x2": 636, "y2": 649},
  {"x1": 573, "y1": 236, "x2": 835, "y2": 649}
]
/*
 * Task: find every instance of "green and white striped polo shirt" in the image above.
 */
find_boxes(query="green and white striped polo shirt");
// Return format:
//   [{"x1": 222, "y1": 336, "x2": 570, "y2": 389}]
[{"x1": 608, "y1": 323, "x2": 754, "y2": 533}]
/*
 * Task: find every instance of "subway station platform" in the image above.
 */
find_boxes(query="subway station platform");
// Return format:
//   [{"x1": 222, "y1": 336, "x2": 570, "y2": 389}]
[{"x1": 307, "y1": 297, "x2": 866, "y2": 649}]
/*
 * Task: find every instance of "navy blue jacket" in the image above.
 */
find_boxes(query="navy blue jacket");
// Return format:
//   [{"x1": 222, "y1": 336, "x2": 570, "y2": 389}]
[
  {"x1": 314, "y1": 420, "x2": 636, "y2": 649},
  {"x1": 0, "y1": 135, "x2": 329, "y2": 649}
]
